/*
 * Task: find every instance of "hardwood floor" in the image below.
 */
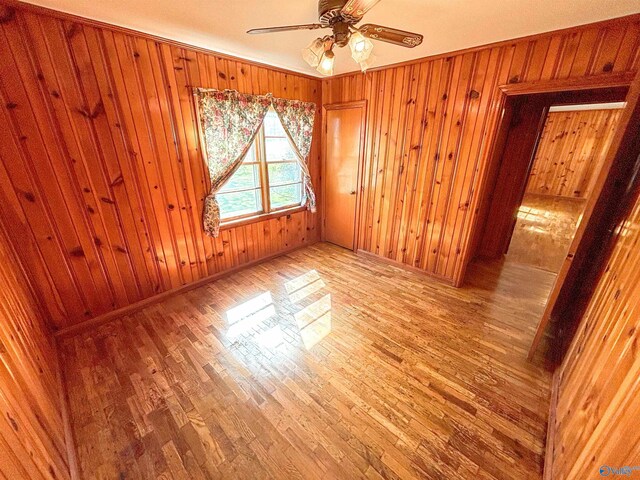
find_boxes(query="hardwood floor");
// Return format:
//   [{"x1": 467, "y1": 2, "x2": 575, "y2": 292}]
[
  {"x1": 60, "y1": 243, "x2": 555, "y2": 479},
  {"x1": 506, "y1": 193, "x2": 587, "y2": 273}
]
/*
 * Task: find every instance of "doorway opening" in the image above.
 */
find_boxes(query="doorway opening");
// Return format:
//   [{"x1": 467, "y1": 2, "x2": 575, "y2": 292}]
[
  {"x1": 506, "y1": 102, "x2": 624, "y2": 273},
  {"x1": 471, "y1": 86, "x2": 629, "y2": 364}
]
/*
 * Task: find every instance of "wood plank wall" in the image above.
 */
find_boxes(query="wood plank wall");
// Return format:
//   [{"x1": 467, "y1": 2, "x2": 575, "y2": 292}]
[
  {"x1": 525, "y1": 109, "x2": 622, "y2": 198},
  {"x1": 0, "y1": 3, "x2": 322, "y2": 332},
  {"x1": 323, "y1": 15, "x2": 640, "y2": 284},
  {"x1": 0, "y1": 227, "x2": 69, "y2": 479},
  {"x1": 550, "y1": 178, "x2": 640, "y2": 478}
]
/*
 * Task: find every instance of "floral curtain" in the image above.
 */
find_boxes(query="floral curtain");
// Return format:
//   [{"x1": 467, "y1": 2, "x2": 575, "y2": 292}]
[
  {"x1": 271, "y1": 98, "x2": 317, "y2": 211},
  {"x1": 194, "y1": 89, "x2": 271, "y2": 237}
]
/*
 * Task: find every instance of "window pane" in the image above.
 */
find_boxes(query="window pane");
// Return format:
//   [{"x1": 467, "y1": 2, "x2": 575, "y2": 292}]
[
  {"x1": 270, "y1": 183, "x2": 302, "y2": 209},
  {"x1": 265, "y1": 137, "x2": 296, "y2": 162},
  {"x1": 264, "y1": 110, "x2": 285, "y2": 137},
  {"x1": 243, "y1": 142, "x2": 257, "y2": 163},
  {"x1": 219, "y1": 164, "x2": 260, "y2": 192},
  {"x1": 218, "y1": 189, "x2": 262, "y2": 219},
  {"x1": 268, "y1": 162, "x2": 301, "y2": 186}
]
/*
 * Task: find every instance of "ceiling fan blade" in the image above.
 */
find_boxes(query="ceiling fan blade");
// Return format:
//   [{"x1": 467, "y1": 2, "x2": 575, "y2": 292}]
[
  {"x1": 341, "y1": 0, "x2": 383, "y2": 21},
  {"x1": 247, "y1": 24, "x2": 325, "y2": 34},
  {"x1": 359, "y1": 24, "x2": 423, "y2": 48}
]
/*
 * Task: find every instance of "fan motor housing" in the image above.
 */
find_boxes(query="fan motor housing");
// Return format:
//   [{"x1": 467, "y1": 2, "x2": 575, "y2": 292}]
[{"x1": 318, "y1": 0, "x2": 350, "y2": 26}]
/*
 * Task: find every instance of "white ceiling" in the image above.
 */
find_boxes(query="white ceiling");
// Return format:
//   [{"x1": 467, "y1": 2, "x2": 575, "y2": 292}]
[{"x1": 21, "y1": 0, "x2": 640, "y2": 77}]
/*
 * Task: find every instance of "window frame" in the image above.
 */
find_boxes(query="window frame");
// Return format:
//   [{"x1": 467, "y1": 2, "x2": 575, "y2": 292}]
[
  {"x1": 218, "y1": 110, "x2": 305, "y2": 226},
  {"x1": 216, "y1": 144, "x2": 263, "y2": 222}
]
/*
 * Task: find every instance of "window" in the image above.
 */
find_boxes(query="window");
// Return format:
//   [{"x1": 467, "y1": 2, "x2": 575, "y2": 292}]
[
  {"x1": 217, "y1": 143, "x2": 263, "y2": 220},
  {"x1": 218, "y1": 107, "x2": 304, "y2": 221}
]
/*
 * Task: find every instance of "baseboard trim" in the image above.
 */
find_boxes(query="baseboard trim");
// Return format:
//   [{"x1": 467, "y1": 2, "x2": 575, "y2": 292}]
[
  {"x1": 55, "y1": 242, "x2": 316, "y2": 339},
  {"x1": 543, "y1": 370, "x2": 560, "y2": 480},
  {"x1": 54, "y1": 338, "x2": 80, "y2": 479},
  {"x1": 356, "y1": 249, "x2": 456, "y2": 286}
]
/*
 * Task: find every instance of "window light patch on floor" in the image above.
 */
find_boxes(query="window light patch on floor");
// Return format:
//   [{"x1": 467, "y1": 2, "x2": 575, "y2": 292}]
[
  {"x1": 283, "y1": 270, "x2": 334, "y2": 350},
  {"x1": 299, "y1": 312, "x2": 332, "y2": 350},
  {"x1": 257, "y1": 325, "x2": 285, "y2": 349},
  {"x1": 284, "y1": 269, "x2": 321, "y2": 294},
  {"x1": 225, "y1": 291, "x2": 276, "y2": 339},
  {"x1": 226, "y1": 291, "x2": 273, "y2": 325},
  {"x1": 294, "y1": 294, "x2": 331, "y2": 329},
  {"x1": 226, "y1": 304, "x2": 276, "y2": 340},
  {"x1": 289, "y1": 277, "x2": 326, "y2": 304}
]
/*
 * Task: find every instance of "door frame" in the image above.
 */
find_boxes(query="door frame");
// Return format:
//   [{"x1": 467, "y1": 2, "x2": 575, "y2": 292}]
[
  {"x1": 475, "y1": 87, "x2": 628, "y2": 260},
  {"x1": 321, "y1": 100, "x2": 368, "y2": 252},
  {"x1": 474, "y1": 96, "x2": 550, "y2": 259},
  {"x1": 459, "y1": 71, "x2": 635, "y2": 360}
]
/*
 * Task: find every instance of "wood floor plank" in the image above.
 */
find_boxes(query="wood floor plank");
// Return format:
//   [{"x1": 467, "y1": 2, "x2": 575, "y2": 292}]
[
  {"x1": 507, "y1": 193, "x2": 587, "y2": 273},
  {"x1": 61, "y1": 242, "x2": 553, "y2": 479}
]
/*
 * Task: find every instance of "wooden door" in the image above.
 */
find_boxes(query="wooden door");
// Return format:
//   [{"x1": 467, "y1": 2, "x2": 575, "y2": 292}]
[{"x1": 323, "y1": 103, "x2": 365, "y2": 250}]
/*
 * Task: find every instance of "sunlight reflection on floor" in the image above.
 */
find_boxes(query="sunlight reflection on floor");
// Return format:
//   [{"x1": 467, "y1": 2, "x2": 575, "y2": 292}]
[
  {"x1": 287, "y1": 271, "x2": 332, "y2": 350},
  {"x1": 284, "y1": 269, "x2": 321, "y2": 294},
  {"x1": 226, "y1": 303, "x2": 276, "y2": 340},
  {"x1": 257, "y1": 325, "x2": 285, "y2": 349},
  {"x1": 224, "y1": 269, "x2": 333, "y2": 353},
  {"x1": 226, "y1": 291, "x2": 273, "y2": 325}
]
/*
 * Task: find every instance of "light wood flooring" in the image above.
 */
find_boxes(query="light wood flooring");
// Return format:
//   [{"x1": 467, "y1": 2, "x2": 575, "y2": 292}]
[
  {"x1": 60, "y1": 243, "x2": 555, "y2": 479},
  {"x1": 506, "y1": 193, "x2": 587, "y2": 273}
]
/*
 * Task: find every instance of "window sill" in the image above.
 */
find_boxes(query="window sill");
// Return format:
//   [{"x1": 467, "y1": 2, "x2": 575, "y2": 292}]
[{"x1": 219, "y1": 205, "x2": 308, "y2": 231}]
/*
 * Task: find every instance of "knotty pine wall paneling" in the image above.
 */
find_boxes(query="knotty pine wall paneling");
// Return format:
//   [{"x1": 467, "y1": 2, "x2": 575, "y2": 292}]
[
  {"x1": 526, "y1": 108, "x2": 623, "y2": 198},
  {"x1": 0, "y1": 227, "x2": 70, "y2": 479},
  {"x1": 323, "y1": 14, "x2": 640, "y2": 285},
  {"x1": 550, "y1": 177, "x2": 640, "y2": 479},
  {"x1": 0, "y1": 3, "x2": 322, "y2": 331}
]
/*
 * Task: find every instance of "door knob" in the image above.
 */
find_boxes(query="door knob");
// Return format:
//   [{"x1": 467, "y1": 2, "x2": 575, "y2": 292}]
[{"x1": 350, "y1": 190, "x2": 356, "y2": 195}]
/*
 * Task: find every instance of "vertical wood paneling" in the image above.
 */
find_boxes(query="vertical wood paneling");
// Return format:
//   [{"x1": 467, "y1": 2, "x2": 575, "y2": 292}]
[
  {"x1": 540, "y1": 67, "x2": 640, "y2": 480},
  {"x1": 525, "y1": 109, "x2": 622, "y2": 198},
  {"x1": 0, "y1": 5, "x2": 322, "y2": 331},
  {"x1": 0, "y1": 227, "x2": 69, "y2": 479},
  {"x1": 324, "y1": 15, "x2": 640, "y2": 284},
  {"x1": 551, "y1": 185, "x2": 640, "y2": 479}
]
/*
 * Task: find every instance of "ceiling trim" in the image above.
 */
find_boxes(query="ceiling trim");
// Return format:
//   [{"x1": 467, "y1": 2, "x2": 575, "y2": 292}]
[
  {"x1": 7, "y1": 1, "x2": 640, "y2": 81},
  {"x1": 6, "y1": 0, "x2": 321, "y2": 80},
  {"x1": 328, "y1": 12, "x2": 640, "y2": 79}
]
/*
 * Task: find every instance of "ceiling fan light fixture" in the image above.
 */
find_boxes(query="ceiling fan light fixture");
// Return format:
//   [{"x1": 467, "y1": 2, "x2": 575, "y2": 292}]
[
  {"x1": 359, "y1": 53, "x2": 377, "y2": 72},
  {"x1": 316, "y1": 49, "x2": 335, "y2": 76},
  {"x1": 302, "y1": 37, "x2": 325, "y2": 68},
  {"x1": 249, "y1": 0, "x2": 423, "y2": 77},
  {"x1": 348, "y1": 31, "x2": 374, "y2": 63}
]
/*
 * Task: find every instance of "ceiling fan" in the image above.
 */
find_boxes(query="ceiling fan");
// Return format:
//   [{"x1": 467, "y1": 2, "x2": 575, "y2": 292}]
[{"x1": 247, "y1": 0, "x2": 423, "y2": 76}]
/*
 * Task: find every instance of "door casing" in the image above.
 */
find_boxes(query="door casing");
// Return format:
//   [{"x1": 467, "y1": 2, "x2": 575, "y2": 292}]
[{"x1": 461, "y1": 73, "x2": 634, "y2": 362}]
